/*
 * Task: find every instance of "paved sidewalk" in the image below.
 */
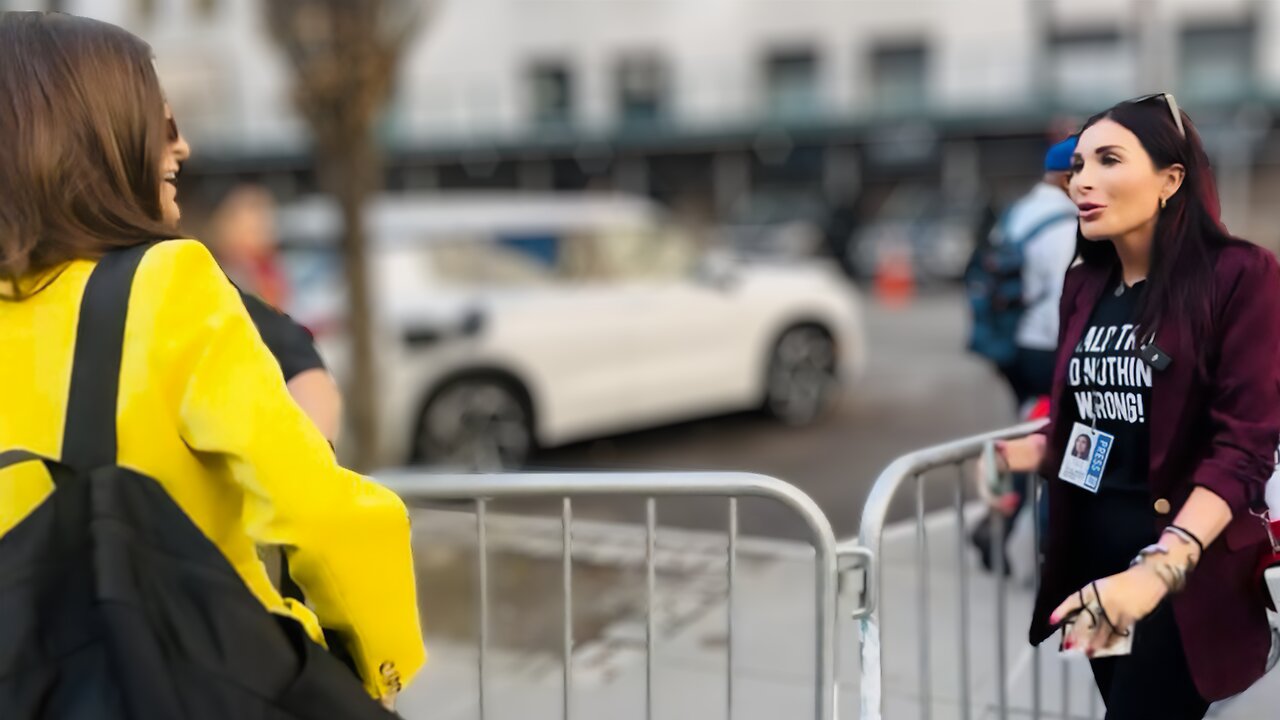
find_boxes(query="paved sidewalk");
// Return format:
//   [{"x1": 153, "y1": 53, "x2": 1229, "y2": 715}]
[
  {"x1": 397, "y1": 506, "x2": 848, "y2": 720},
  {"x1": 394, "y1": 506, "x2": 1280, "y2": 719}
]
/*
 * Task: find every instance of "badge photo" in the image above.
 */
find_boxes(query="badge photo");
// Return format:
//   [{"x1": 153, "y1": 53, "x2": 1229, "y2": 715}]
[{"x1": 1059, "y1": 421, "x2": 1114, "y2": 494}]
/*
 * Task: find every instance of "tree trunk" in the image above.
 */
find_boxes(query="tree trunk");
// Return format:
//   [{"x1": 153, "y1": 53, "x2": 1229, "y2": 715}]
[
  {"x1": 323, "y1": 137, "x2": 380, "y2": 471},
  {"x1": 265, "y1": 0, "x2": 425, "y2": 470}
]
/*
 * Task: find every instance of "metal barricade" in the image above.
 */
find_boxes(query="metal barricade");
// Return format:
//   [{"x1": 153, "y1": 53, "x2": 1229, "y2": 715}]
[
  {"x1": 850, "y1": 421, "x2": 1104, "y2": 720},
  {"x1": 376, "y1": 470, "x2": 868, "y2": 720}
]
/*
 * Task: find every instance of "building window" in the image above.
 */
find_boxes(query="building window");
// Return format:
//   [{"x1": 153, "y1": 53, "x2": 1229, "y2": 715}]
[
  {"x1": 757, "y1": 49, "x2": 819, "y2": 119},
  {"x1": 616, "y1": 54, "x2": 668, "y2": 128},
  {"x1": 528, "y1": 61, "x2": 573, "y2": 128},
  {"x1": 1048, "y1": 28, "x2": 1134, "y2": 109},
  {"x1": 870, "y1": 42, "x2": 929, "y2": 115},
  {"x1": 1180, "y1": 24, "x2": 1254, "y2": 104},
  {"x1": 765, "y1": 48, "x2": 821, "y2": 120}
]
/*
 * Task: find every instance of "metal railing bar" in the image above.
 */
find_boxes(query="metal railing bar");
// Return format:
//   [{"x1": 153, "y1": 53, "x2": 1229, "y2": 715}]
[
  {"x1": 563, "y1": 498, "x2": 574, "y2": 720},
  {"x1": 916, "y1": 474, "x2": 932, "y2": 720},
  {"x1": 728, "y1": 497, "x2": 738, "y2": 720},
  {"x1": 477, "y1": 499, "x2": 490, "y2": 720},
  {"x1": 646, "y1": 497, "x2": 657, "y2": 720}
]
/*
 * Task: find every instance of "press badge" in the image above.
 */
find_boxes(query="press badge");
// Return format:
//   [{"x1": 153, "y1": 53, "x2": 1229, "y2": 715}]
[{"x1": 1058, "y1": 421, "x2": 1113, "y2": 494}]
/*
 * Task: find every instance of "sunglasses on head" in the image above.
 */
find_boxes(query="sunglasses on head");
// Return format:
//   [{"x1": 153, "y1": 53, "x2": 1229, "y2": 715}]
[{"x1": 1127, "y1": 92, "x2": 1186, "y2": 140}]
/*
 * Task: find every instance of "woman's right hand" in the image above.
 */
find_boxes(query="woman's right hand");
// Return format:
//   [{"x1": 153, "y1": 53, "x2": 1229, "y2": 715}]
[
  {"x1": 973, "y1": 435, "x2": 1047, "y2": 505},
  {"x1": 998, "y1": 434, "x2": 1047, "y2": 474}
]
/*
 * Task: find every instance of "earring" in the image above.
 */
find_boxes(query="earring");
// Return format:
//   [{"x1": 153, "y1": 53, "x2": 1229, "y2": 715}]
[{"x1": 1160, "y1": 197, "x2": 1167, "y2": 210}]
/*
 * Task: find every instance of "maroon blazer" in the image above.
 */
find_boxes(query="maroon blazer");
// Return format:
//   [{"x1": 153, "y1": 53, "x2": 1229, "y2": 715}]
[{"x1": 1030, "y1": 241, "x2": 1280, "y2": 701}]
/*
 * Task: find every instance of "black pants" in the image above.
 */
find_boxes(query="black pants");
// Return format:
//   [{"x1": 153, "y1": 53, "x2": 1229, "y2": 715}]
[
  {"x1": 997, "y1": 347, "x2": 1057, "y2": 537},
  {"x1": 1089, "y1": 601, "x2": 1208, "y2": 719},
  {"x1": 999, "y1": 346, "x2": 1057, "y2": 407}
]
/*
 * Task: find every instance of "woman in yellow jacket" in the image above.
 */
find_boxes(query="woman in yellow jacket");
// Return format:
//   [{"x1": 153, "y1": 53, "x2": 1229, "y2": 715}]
[{"x1": 0, "y1": 11, "x2": 424, "y2": 709}]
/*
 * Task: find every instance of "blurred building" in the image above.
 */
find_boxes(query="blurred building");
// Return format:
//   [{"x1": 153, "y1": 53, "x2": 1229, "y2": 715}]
[{"x1": 9, "y1": 0, "x2": 1280, "y2": 247}]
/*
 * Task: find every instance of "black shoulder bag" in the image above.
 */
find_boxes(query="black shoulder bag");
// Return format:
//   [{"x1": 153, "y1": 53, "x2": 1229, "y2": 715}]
[{"x1": 0, "y1": 244, "x2": 395, "y2": 719}]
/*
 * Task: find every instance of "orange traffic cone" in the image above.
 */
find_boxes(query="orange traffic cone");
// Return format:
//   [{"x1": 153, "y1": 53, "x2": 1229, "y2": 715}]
[{"x1": 874, "y1": 245, "x2": 916, "y2": 308}]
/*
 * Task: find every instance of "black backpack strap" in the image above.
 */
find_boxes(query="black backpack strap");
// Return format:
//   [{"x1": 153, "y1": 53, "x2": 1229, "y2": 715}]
[
  {"x1": 0, "y1": 449, "x2": 52, "y2": 472},
  {"x1": 61, "y1": 243, "x2": 155, "y2": 472}
]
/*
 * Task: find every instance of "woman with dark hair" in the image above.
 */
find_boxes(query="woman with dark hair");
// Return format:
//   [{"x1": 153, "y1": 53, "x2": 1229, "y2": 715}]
[
  {"x1": 1072, "y1": 434, "x2": 1092, "y2": 460},
  {"x1": 0, "y1": 11, "x2": 422, "y2": 711},
  {"x1": 986, "y1": 93, "x2": 1280, "y2": 717}
]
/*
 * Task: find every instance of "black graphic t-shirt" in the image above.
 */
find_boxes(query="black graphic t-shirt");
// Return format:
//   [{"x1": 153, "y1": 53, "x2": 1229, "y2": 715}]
[{"x1": 1065, "y1": 280, "x2": 1151, "y2": 493}]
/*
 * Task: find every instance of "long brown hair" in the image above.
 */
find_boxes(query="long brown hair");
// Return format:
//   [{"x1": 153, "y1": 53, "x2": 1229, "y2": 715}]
[{"x1": 0, "y1": 12, "x2": 177, "y2": 296}]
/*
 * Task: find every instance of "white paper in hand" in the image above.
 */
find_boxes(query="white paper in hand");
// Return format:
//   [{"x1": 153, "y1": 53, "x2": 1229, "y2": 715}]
[{"x1": 1057, "y1": 619, "x2": 1133, "y2": 658}]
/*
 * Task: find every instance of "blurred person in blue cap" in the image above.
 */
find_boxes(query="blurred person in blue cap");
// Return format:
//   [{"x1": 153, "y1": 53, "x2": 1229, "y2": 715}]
[
  {"x1": 968, "y1": 134, "x2": 1080, "y2": 575},
  {"x1": 1004, "y1": 134, "x2": 1081, "y2": 405}
]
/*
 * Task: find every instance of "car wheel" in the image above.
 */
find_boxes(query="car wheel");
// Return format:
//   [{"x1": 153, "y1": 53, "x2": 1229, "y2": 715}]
[
  {"x1": 415, "y1": 378, "x2": 533, "y2": 471},
  {"x1": 764, "y1": 325, "x2": 838, "y2": 426}
]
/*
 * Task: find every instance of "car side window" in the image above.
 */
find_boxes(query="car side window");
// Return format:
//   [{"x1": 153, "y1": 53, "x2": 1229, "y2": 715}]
[
  {"x1": 427, "y1": 236, "x2": 558, "y2": 287},
  {"x1": 561, "y1": 227, "x2": 698, "y2": 283}
]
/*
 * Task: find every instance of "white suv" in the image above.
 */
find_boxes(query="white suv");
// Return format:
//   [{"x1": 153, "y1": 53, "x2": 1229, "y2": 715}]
[{"x1": 276, "y1": 193, "x2": 867, "y2": 470}]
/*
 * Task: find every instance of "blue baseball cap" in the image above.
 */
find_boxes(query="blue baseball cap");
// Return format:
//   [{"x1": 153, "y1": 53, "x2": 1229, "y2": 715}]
[{"x1": 1044, "y1": 135, "x2": 1078, "y2": 172}]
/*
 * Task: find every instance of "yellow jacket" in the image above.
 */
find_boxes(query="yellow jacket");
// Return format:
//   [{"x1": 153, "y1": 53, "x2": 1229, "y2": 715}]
[{"x1": 0, "y1": 239, "x2": 424, "y2": 698}]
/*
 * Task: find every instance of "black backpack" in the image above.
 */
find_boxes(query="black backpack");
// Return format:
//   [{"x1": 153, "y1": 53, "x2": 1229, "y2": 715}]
[
  {"x1": 964, "y1": 209, "x2": 1076, "y2": 368},
  {"x1": 0, "y1": 243, "x2": 396, "y2": 719}
]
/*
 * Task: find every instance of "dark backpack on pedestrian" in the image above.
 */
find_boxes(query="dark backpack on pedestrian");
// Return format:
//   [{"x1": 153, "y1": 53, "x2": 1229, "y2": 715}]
[
  {"x1": 964, "y1": 209, "x2": 1076, "y2": 368},
  {"x1": 0, "y1": 243, "x2": 397, "y2": 720}
]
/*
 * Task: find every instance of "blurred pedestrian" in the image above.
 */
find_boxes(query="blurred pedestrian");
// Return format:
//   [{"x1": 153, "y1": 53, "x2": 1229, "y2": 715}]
[
  {"x1": 210, "y1": 184, "x2": 292, "y2": 309},
  {"x1": 967, "y1": 136, "x2": 1079, "y2": 573},
  {"x1": 242, "y1": 287, "x2": 345, "y2": 444},
  {"x1": 823, "y1": 192, "x2": 864, "y2": 278},
  {"x1": 1001, "y1": 136, "x2": 1081, "y2": 409},
  {"x1": 0, "y1": 11, "x2": 420, "y2": 717},
  {"x1": 986, "y1": 94, "x2": 1280, "y2": 718}
]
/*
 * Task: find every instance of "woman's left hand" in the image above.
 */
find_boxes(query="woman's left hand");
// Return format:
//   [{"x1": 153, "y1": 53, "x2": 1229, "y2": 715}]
[{"x1": 1050, "y1": 565, "x2": 1168, "y2": 655}]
